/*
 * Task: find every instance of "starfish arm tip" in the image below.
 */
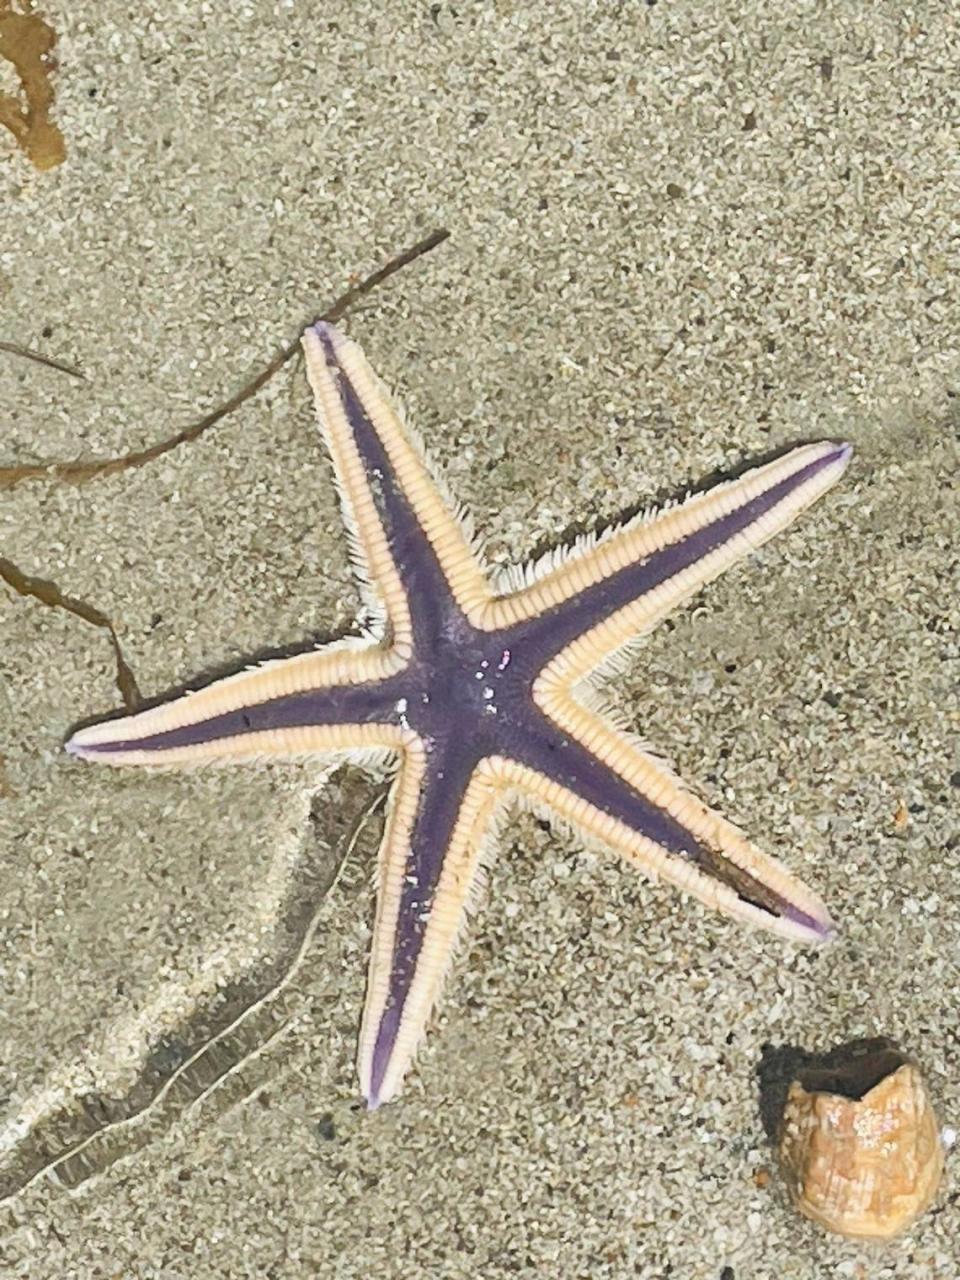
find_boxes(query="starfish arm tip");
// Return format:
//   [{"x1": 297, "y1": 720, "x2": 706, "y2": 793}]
[
  {"x1": 784, "y1": 900, "x2": 838, "y2": 945},
  {"x1": 362, "y1": 1069, "x2": 402, "y2": 1110},
  {"x1": 360, "y1": 1055, "x2": 398, "y2": 1111},
  {"x1": 305, "y1": 319, "x2": 343, "y2": 348},
  {"x1": 64, "y1": 730, "x2": 95, "y2": 760},
  {"x1": 831, "y1": 440, "x2": 854, "y2": 469},
  {"x1": 64, "y1": 720, "x2": 135, "y2": 762}
]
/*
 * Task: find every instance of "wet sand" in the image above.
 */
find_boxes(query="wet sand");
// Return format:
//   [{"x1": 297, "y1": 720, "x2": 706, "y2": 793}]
[{"x1": 1, "y1": 3, "x2": 957, "y2": 1276}]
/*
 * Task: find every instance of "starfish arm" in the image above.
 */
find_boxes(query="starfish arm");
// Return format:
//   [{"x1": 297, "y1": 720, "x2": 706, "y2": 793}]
[
  {"x1": 65, "y1": 644, "x2": 410, "y2": 765},
  {"x1": 505, "y1": 706, "x2": 834, "y2": 943},
  {"x1": 359, "y1": 742, "x2": 504, "y2": 1108},
  {"x1": 302, "y1": 324, "x2": 492, "y2": 642},
  {"x1": 485, "y1": 443, "x2": 852, "y2": 675}
]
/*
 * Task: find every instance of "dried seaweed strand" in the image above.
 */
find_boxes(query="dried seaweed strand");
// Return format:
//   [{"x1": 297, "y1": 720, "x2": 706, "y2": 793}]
[
  {"x1": 0, "y1": 555, "x2": 141, "y2": 709},
  {"x1": 0, "y1": 227, "x2": 450, "y2": 491},
  {"x1": 0, "y1": 340, "x2": 85, "y2": 379}
]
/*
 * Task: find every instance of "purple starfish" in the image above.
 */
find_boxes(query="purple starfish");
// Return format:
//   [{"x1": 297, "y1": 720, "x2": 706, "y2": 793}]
[{"x1": 67, "y1": 322, "x2": 852, "y2": 1108}]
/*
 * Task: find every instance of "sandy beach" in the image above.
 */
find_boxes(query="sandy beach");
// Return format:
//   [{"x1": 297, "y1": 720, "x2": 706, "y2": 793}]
[{"x1": 1, "y1": 3, "x2": 958, "y2": 1276}]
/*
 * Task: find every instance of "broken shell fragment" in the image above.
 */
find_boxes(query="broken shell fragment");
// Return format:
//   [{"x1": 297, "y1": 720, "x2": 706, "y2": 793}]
[{"x1": 777, "y1": 1045, "x2": 944, "y2": 1240}]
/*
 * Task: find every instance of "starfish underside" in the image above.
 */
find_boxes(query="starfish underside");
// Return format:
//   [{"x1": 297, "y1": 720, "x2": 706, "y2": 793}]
[{"x1": 67, "y1": 323, "x2": 852, "y2": 1108}]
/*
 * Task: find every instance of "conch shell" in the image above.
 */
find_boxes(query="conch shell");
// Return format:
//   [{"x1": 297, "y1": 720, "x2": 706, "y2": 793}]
[{"x1": 777, "y1": 1043, "x2": 944, "y2": 1240}]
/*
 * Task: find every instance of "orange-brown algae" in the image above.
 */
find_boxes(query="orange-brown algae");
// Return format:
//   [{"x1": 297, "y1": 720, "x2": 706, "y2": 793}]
[{"x1": 0, "y1": 0, "x2": 65, "y2": 170}]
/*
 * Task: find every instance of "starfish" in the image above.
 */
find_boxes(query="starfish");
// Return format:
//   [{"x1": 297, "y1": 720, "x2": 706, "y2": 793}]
[{"x1": 67, "y1": 322, "x2": 852, "y2": 1109}]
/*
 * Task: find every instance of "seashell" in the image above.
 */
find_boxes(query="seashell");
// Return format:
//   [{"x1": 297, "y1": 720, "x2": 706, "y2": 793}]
[{"x1": 777, "y1": 1044, "x2": 944, "y2": 1240}]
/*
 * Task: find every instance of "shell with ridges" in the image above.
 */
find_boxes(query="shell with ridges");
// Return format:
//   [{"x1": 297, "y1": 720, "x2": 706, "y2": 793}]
[{"x1": 778, "y1": 1049, "x2": 944, "y2": 1240}]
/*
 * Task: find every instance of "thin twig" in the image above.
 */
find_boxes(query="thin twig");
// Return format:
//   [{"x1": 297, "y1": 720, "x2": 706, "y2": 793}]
[
  {"x1": 0, "y1": 556, "x2": 141, "y2": 710},
  {"x1": 0, "y1": 228, "x2": 450, "y2": 491},
  {"x1": 0, "y1": 340, "x2": 85, "y2": 380}
]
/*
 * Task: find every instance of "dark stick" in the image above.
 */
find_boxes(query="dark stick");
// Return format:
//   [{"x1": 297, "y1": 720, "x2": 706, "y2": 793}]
[
  {"x1": 0, "y1": 228, "x2": 450, "y2": 491},
  {"x1": 0, "y1": 556, "x2": 141, "y2": 710},
  {"x1": 0, "y1": 341, "x2": 85, "y2": 380}
]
